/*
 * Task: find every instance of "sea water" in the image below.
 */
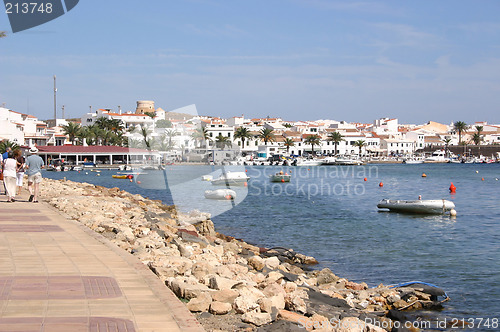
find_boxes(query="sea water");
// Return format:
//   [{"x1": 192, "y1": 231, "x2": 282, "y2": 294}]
[{"x1": 45, "y1": 163, "x2": 500, "y2": 330}]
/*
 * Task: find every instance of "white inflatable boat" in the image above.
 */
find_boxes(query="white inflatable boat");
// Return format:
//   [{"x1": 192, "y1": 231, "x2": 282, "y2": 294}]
[
  {"x1": 204, "y1": 189, "x2": 237, "y2": 200},
  {"x1": 377, "y1": 199, "x2": 456, "y2": 214}
]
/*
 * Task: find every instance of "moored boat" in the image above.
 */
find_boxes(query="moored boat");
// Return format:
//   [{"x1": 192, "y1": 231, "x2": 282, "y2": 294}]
[
  {"x1": 270, "y1": 171, "x2": 291, "y2": 182},
  {"x1": 204, "y1": 189, "x2": 236, "y2": 200},
  {"x1": 377, "y1": 199, "x2": 456, "y2": 214},
  {"x1": 112, "y1": 174, "x2": 133, "y2": 179},
  {"x1": 211, "y1": 171, "x2": 250, "y2": 186}
]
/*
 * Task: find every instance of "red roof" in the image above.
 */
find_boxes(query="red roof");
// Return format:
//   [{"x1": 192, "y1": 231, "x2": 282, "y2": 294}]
[{"x1": 35, "y1": 146, "x2": 153, "y2": 154}]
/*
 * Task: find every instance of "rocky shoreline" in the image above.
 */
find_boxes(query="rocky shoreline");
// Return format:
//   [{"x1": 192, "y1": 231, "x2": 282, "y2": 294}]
[{"x1": 40, "y1": 178, "x2": 447, "y2": 331}]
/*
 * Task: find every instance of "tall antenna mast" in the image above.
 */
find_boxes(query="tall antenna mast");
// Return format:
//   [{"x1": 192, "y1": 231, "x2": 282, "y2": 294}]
[{"x1": 53, "y1": 75, "x2": 57, "y2": 120}]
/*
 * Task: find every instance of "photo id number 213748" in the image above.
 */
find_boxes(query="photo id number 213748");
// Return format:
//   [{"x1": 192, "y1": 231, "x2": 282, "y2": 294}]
[{"x1": 5, "y1": 2, "x2": 53, "y2": 14}]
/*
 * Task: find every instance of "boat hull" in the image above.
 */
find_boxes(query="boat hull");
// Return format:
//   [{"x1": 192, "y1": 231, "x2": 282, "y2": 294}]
[
  {"x1": 377, "y1": 199, "x2": 455, "y2": 214},
  {"x1": 270, "y1": 174, "x2": 291, "y2": 182},
  {"x1": 204, "y1": 189, "x2": 236, "y2": 200}
]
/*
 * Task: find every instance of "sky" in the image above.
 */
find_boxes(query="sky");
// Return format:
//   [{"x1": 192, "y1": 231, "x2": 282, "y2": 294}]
[{"x1": 1, "y1": 0, "x2": 500, "y2": 124}]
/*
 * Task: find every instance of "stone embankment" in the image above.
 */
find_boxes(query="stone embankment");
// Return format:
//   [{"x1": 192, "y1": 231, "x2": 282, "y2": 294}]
[{"x1": 40, "y1": 179, "x2": 442, "y2": 331}]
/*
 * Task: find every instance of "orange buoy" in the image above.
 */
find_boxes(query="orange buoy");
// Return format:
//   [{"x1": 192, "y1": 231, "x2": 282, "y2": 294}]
[
  {"x1": 308, "y1": 169, "x2": 310, "y2": 171},
  {"x1": 245, "y1": 169, "x2": 248, "y2": 172},
  {"x1": 481, "y1": 177, "x2": 484, "y2": 181},
  {"x1": 137, "y1": 180, "x2": 141, "y2": 184},
  {"x1": 281, "y1": 179, "x2": 285, "y2": 183},
  {"x1": 129, "y1": 179, "x2": 133, "y2": 182},
  {"x1": 449, "y1": 182, "x2": 456, "y2": 193},
  {"x1": 364, "y1": 177, "x2": 367, "y2": 181},
  {"x1": 379, "y1": 182, "x2": 383, "y2": 187},
  {"x1": 422, "y1": 173, "x2": 427, "y2": 177}
]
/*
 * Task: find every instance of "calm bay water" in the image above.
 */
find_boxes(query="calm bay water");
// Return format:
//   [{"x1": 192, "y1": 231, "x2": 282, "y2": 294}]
[{"x1": 44, "y1": 163, "x2": 500, "y2": 330}]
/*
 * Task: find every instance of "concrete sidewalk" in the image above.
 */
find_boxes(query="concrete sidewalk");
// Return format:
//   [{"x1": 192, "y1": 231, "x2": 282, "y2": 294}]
[{"x1": 0, "y1": 192, "x2": 204, "y2": 332}]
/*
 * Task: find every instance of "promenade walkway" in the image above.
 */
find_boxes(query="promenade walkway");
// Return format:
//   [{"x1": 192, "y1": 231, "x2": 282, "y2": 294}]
[{"x1": 0, "y1": 192, "x2": 204, "y2": 332}]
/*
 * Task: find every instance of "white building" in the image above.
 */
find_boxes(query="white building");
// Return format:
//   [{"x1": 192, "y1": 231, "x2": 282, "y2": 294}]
[{"x1": 380, "y1": 138, "x2": 415, "y2": 155}]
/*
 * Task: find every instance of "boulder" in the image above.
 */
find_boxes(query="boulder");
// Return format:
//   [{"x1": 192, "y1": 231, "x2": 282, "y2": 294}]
[
  {"x1": 258, "y1": 297, "x2": 273, "y2": 313},
  {"x1": 317, "y1": 268, "x2": 339, "y2": 285},
  {"x1": 263, "y1": 256, "x2": 280, "y2": 270},
  {"x1": 277, "y1": 310, "x2": 312, "y2": 330},
  {"x1": 211, "y1": 289, "x2": 239, "y2": 303},
  {"x1": 234, "y1": 296, "x2": 260, "y2": 314},
  {"x1": 208, "y1": 276, "x2": 239, "y2": 290},
  {"x1": 247, "y1": 255, "x2": 265, "y2": 271},
  {"x1": 269, "y1": 293, "x2": 286, "y2": 311},
  {"x1": 241, "y1": 310, "x2": 272, "y2": 326},
  {"x1": 209, "y1": 301, "x2": 232, "y2": 315},
  {"x1": 186, "y1": 292, "x2": 212, "y2": 312},
  {"x1": 191, "y1": 261, "x2": 215, "y2": 280}
]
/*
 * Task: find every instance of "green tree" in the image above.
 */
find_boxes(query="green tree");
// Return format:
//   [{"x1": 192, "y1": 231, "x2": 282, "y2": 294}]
[
  {"x1": 140, "y1": 125, "x2": 153, "y2": 150},
  {"x1": 259, "y1": 128, "x2": 275, "y2": 145},
  {"x1": 354, "y1": 140, "x2": 366, "y2": 156},
  {"x1": 304, "y1": 134, "x2": 321, "y2": 155},
  {"x1": 327, "y1": 131, "x2": 344, "y2": 155},
  {"x1": 0, "y1": 31, "x2": 6, "y2": 38},
  {"x1": 61, "y1": 122, "x2": 81, "y2": 145},
  {"x1": 165, "y1": 129, "x2": 178, "y2": 148},
  {"x1": 234, "y1": 127, "x2": 252, "y2": 149},
  {"x1": 0, "y1": 140, "x2": 19, "y2": 153},
  {"x1": 191, "y1": 127, "x2": 209, "y2": 148},
  {"x1": 443, "y1": 138, "x2": 452, "y2": 157},
  {"x1": 215, "y1": 134, "x2": 232, "y2": 149},
  {"x1": 453, "y1": 121, "x2": 469, "y2": 144},
  {"x1": 284, "y1": 138, "x2": 295, "y2": 154},
  {"x1": 156, "y1": 119, "x2": 172, "y2": 128}
]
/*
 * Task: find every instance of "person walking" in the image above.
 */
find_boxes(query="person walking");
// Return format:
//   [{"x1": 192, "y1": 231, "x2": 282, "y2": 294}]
[
  {"x1": 25, "y1": 147, "x2": 44, "y2": 203},
  {"x1": 14, "y1": 149, "x2": 25, "y2": 196},
  {"x1": 2, "y1": 151, "x2": 17, "y2": 202}
]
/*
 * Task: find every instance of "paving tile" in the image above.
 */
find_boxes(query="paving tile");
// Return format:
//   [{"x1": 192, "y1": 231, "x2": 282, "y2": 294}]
[{"x1": 0, "y1": 225, "x2": 63, "y2": 232}]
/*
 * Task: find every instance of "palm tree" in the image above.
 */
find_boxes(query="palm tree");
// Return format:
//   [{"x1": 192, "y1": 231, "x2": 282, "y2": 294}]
[
  {"x1": 327, "y1": 131, "x2": 344, "y2": 155},
  {"x1": 354, "y1": 140, "x2": 366, "y2": 156},
  {"x1": 215, "y1": 134, "x2": 232, "y2": 150},
  {"x1": 284, "y1": 138, "x2": 295, "y2": 154},
  {"x1": 259, "y1": 128, "x2": 275, "y2": 145},
  {"x1": 165, "y1": 129, "x2": 178, "y2": 149},
  {"x1": 61, "y1": 122, "x2": 81, "y2": 145},
  {"x1": 453, "y1": 121, "x2": 469, "y2": 144},
  {"x1": 443, "y1": 138, "x2": 452, "y2": 157},
  {"x1": 474, "y1": 125, "x2": 483, "y2": 156},
  {"x1": 234, "y1": 127, "x2": 252, "y2": 149},
  {"x1": 0, "y1": 140, "x2": 19, "y2": 153},
  {"x1": 304, "y1": 135, "x2": 321, "y2": 156},
  {"x1": 108, "y1": 118, "x2": 124, "y2": 133},
  {"x1": 140, "y1": 125, "x2": 153, "y2": 150},
  {"x1": 191, "y1": 127, "x2": 209, "y2": 148},
  {"x1": 0, "y1": 31, "x2": 6, "y2": 38}
]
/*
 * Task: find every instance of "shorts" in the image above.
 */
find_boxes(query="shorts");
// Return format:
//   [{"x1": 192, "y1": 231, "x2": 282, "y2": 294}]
[
  {"x1": 28, "y1": 172, "x2": 43, "y2": 184},
  {"x1": 16, "y1": 172, "x2": 24, "y2": 186}
]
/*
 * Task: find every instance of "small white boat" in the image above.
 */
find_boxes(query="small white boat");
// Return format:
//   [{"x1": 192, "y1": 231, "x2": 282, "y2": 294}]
[
  {"x1": 334, "y1": 158, "x2": 363, "y2": 166},
  {"x1": 425, "y1": 150, "x2": 448, "y2": 163},
  {"x1": 201, "y1": 175, "x2": 213, "y2": 181},
  {"x1": 402, "y1": 159, "x2": 424, "y2": 164},
  {"x1": 270, "y1": 172, "x2": 291, "y2": 182},
  {"x1": 211, "y1": 171, "x2": 250, "y2": 186},
  {"x1": 204, "y1": 189, "x2": 236, "y2": 200},
  {"x1": 295, "y1": 158, "x2": 323, "y2": 166},
  {"x1": 377, "y1": 199, "x2": 456, "y2": 214}
]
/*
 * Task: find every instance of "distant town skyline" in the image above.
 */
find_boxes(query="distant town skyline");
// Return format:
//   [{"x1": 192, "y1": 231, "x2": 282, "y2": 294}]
[{"x1": 1, "y1": 1, "x2": 499, "y2": 124}]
